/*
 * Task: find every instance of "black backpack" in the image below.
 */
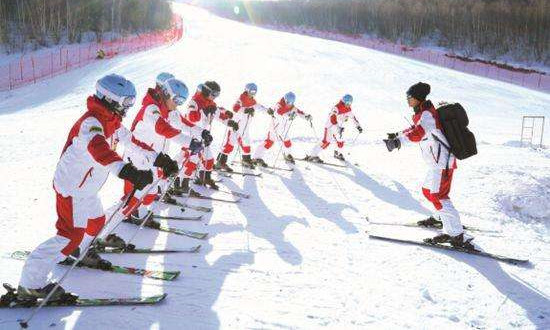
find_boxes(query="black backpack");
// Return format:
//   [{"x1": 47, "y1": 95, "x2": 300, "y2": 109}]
[{"x1": 436, "y1": 103, "x2": 477, "y2": 160}]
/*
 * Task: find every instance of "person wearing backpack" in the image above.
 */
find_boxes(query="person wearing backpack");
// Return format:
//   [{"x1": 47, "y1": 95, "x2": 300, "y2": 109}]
[{"x1": 383, "y1": 82, "x2": 474, "y2": 249}]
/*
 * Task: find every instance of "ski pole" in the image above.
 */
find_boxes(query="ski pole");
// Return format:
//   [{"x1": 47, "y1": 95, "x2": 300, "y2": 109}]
[
  {"x1": 19, "y1": 179, "x2": 161, "y2": 329},
  {"x1": 229, "y1": 114, "x2": 251, "y2": 167},
  {"x1": 347, "y1": 131, "x2": 361, "y2": 155},
  {"x1": 123, "y1": 175, "x2": 178, "y2": 249},
  {"x1": 272, "y1": 116, "x2": 295, "y2": 168}
]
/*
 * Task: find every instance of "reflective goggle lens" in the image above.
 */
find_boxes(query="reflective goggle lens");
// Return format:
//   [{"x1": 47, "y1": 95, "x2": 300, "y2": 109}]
[{"x1": 173, "y1": 96, "x2": 186, "y2": 106}]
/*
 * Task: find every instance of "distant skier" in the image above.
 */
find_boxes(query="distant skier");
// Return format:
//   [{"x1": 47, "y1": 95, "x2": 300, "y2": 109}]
[
  {"x1": 305, "y1": 94, "x2": 362, "y2": 163},
  {"x1": 383, "y1": 82, "x2": 473, "y2": 249},
  {"x1": 17, "y1": 74, "x2": 169, "y2": 301},
  {"x1": 252, "y1": 92, "x2": 312, "y2": 166},
  {"x1": 123, "y1": 73, "x2": 199, "y2": 222},
  {"x1": 174, "y1": 81, "x2": 236, "y2": 193},
  {"x1": 215, "y1": 83, "x2": 269, "y2": 171}
]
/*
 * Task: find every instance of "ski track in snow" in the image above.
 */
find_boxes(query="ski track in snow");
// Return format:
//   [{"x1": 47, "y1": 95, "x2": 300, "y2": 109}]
[{"x1": 0, "y1": 3, "x2": 549, "y2": 329}]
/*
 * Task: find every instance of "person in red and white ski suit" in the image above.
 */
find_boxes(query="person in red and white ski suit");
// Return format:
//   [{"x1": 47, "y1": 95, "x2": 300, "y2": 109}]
[
  {"x1": 216, "y1": 83, "x2": 268, "y2": 170},
  {"x1": 177, "y1": 81, "x2": 235, "y2": 190},
  {"x1": 306, "y1": 95, "x2": 362, "y2": 162},
  {"x1": 123, "y1": 77, "x2": 191, "y2": 217},
  {"x1": 384, "y1": 82, "x2": 469, "y2": 247},
  {"x1": 18, "y1": 74, "x2": 157, "y2": 298},
  {"x1": 253, "y1": 92, "x2": 312, "y2": 165}
]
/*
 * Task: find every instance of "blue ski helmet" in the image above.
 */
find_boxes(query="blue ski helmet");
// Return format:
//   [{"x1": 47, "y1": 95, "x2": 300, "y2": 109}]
[
  {"x1": 245, "y1": 83, "x2": 257, "y2": 95},
  {"x1": 161, "y1": 78, "x2": 188, "y2": 106},
  {"x1": 95, "y1": 74, "x2": 136, "y2": 117},
  {"x1": 342, "y1": 94, "x2": 353, "y2": 106},
  {"x1": 156, "y1": 72, "x2": 175, "y2": 87},
  {"x1": 283, "y1": 92, "x2": 296, "y2": 105}
]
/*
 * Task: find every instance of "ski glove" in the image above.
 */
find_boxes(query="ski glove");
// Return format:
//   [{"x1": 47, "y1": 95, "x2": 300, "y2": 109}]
[
  {"x1": 244, "y1": 107, "x2": 255, "y2": 116},
  {"x1": 267, "y1": 108, "x2": 275, "y2": 116},
  {"x1": 204, "y1": 105, "x2": 217, "y2": 116},
  {"x1": 338, "y1": 127, "x2": 345, "y2": 136},
  {"x1": 305, "y1": 114, "x2": 313, "y2": 122},
  {"x1": 357, "y1": 126, "x2": 363, "y2": 133},
  {"x1": 387, "y1": 132, "x2": 399, "y2": 139},
  {"x1": 383, "y1": 138, "x2": 401, "y2": 152},
  {"x1": 118, "y1": 163, "x2": 153, "y2": 191},
  {"x1": 228, "y1": 119, "x2": 239, "y2": 131},
  {"x1": 153, "y1": 153, "x2": 179, "y2": 177},
  {"x1": 201, "y1": 129, "x2": 213, "y2": 146},
  {"x1": 224, "y1": 110, "x2": 234, "y2": 119},
  {"x1": 189, "y1": 138, "x2": 204, "y2": 154}
]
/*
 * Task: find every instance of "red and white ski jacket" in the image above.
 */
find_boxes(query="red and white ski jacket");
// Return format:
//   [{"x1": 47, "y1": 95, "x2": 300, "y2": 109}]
[
  {"x1": 130, "y1": 88, "x2": 191, "y2": 153},
  {"x1": 324, "y1": 101, "x2": 360, "y2": 129},
  {"x1": 180, "y1": 91, "x2": 232, "y2": 139},
  {"x1": 398, "y1": 100, "x2": 457, "y2": 169},
  {"x1": 232, "y1": 92, "x2": 268, "y2": 131},
  {"x1": 53, "y1": 96, "x2": 155, "y2": 198},
  {"x1": 270, "y1": 98, "x2": 308, "y2": 134}
]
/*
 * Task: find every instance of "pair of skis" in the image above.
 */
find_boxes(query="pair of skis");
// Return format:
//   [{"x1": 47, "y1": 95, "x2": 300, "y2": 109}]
[
  {"x1": 123, "y1": 217, "x2": 208, "y2": 240},
  {"x1": 366, "y1": 220, "x2": 528, "y2": 265},
  {"x1": 0, "y1": 283, "x2": 166, "y2": 308}
]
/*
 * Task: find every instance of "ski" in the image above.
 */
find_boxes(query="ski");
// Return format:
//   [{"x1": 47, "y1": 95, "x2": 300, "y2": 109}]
[
  {"x1": 160, "y1": 197, "x2": 213, "y2": 213},
  {"x1": 367, "y1": 220, "x2": 500, "y2": 234},
  {"x1": 195, "y1": 185, "x2": 250, "y2": 199},
  {"x1": 368, "y1": 234, "x2": 529, "y2": 265},
  {"x1": 296, "y1": 158, "x2": 348, "y2": 168},
  {"x1": 0, "y1": 283, "x2": 167, "y2": 308},
  {"x1": 124, "y1": 219, "x2": 208, "y2": 240},
  {"x1": 7, "y1": 251, "x2": 180, "y2": 281},
  {"x1": 233, "y1": 161, "x2": 293, "y2": 172},
  {"x1": 93, "y1": 245, "x2": 201, "y2": 254},
  {"x1": 189, "y1": 194, "x2": 241, "y2": 203},
  {"x1": 153, "y1": 214, "x2": 203, "y2": 221},
  {"x1": 214, "y1": 169, "x2": 262, "y2": 177}
]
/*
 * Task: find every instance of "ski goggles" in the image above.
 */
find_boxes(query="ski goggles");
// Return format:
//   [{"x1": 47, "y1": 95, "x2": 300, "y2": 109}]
[
  {"x1": 173, "y1": 95, "x2": 186, "y2": 106},
  {"x1": 248, "y1": 89, "x2": 257, "y2": 96},
  {"x1": 121, "y1": 95, "x2": 136, "y2": 108}
]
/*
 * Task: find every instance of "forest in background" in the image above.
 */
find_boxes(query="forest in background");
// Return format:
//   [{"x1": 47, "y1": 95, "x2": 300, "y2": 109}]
[
  {"x1": 0, "y1": 0, "x2": 173, "y2": 53},
  {"x1": 200, "y1": 0, "x2": 549, "y2": 66}
]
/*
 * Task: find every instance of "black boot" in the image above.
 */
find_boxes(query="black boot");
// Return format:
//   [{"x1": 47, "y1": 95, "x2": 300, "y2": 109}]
[
  {"x1": 242, "y1": 155, "x2": 255, "y2": 169},
  {"x1": 62, "y1": 248, "x2": 112, "y2": 270},
  {"x1": 168, "y1": 177, "x2": 184, "y2": 197},
  {"x1": 194, "y1": 171, "x2": 206, "y2": 185},
  {"x1": 284, "y1": 154, "x2": 295, "y2": 164},
  {"x1": 449, "y1": 234, "x2": 476, "y2": 250},
  {"x1": 334, "y1": 150, "x2": 345, "y2": 161},
  {"x1": 16, "y1": 283, "x2": 76, "y2": 303},
  {"x1": 417, "y1": 216, "x2": 443, "y2": 228},
  {"x1": 305, "y1": 155, "x2": 324, "y2": 163},
  {"x1": 215, "y1": 154, "x2": 234, "y2": 172},
  {"x1": 204, "y1": 171, "x2": 219, "y2": 190},
  {"x1": 253, "y1": 158, "x2": 268, "y2": 167},
  {"x1": 95, "y1": 233, "x2": 128, "y2": 249}
]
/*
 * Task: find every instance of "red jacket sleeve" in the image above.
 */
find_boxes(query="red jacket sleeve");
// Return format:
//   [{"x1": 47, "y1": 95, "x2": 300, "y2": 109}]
[
  {"x1": 87, "y1": 135, "x2": 123, "y2": 166},
  {"x1": 155, "y1": 117, "x2": 181, "y2": 139}
]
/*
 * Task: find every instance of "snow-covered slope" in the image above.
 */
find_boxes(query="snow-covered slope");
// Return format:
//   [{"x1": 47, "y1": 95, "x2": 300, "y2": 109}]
[{"x1": 0, "y1": 3, "x2": 549, "y2": 329}]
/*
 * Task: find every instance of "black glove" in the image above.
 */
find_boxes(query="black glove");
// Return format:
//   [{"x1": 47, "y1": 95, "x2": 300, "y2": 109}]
[
  {"x1": 244, "y1": 107, "x2": 254, "y2": 116},
  {"x1": 383, "y1": 138, "x2": 401, "y2": 152},
  {"x1": 118, "y1": 163, "x2": 153, "y2": 191},
  {"x1": 357, "y1": 126, "x2": 363, "y2": 133},
  {"x1": 227, "y1": 119, "x2": 239, "y2": 131},
  {"x1": 153, "y1": 153, "x2": 178, "y2": 177},
  {"x1": 189, "y1": 138, "x2": 204, "y2": 154},
  {"x1": 201, "y1": 129, "x2": 213, "y2": 146},
  {"x1": 304, "y1": 114, "x2": 312, "y2": 122},
  {"x1": 224, "y1": 110, "x2": 234, "y2": 119},
  {"x1": 338, "y1": 126, "x2": 345, "y2": 136},
  {"x1": 387, "y1": 132, "x2": 399, "y2": 139},
  {"x1": 267, "y1": 108, "x2": 274, "y2": 116},
  {"x1": 204, "y1": 105, "x2": 217, "y2": 116}
]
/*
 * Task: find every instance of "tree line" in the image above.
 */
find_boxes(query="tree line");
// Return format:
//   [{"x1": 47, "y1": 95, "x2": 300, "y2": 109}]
[
  {"x1": 0, "y1": 0, "x2": 173, "y2": 53},
  {"x1": 200, "y1": 0, "x2": 549, "y2": 65}
]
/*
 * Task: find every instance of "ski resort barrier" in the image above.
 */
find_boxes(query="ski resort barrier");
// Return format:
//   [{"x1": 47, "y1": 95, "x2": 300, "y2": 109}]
[
  {"x1": 263, "y1": 25, "x2": 550, "y2": 94},
  {"x1": 0, "y1": 15, "x2": 184, "y2": 92}
]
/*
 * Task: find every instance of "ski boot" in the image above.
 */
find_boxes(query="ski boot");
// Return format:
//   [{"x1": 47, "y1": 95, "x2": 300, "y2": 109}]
[
  {"x1": 241, "y1": 155, "x2": 256, "y2": 169},
  {"x1": 203, "y1": 171, "x2": 219, "y2": 190},
  {"x1": 304, "y1": 155, "x2": 324, "y2": 163},
  {"x1": 417, "y1": 216, "x2": 443, "y2": 229},
  {"x1": 95, "y1": 233, "x2": 132, "y2": 250},
  {"x1": 14, "y1": 283, "x2": 77, "y2": 305},
  {"x1": 167, "y1": 177, "x2": 185, "y2": 197},
  {"x1": 124, "y1": 211, "x2": 160, "y2": 229},
  {"x1": 424, "y1": 233, "x2": 475, "y2": 250},
  {"x1": 170, "y1": 178, "x2": 201, "y2": 197},
  {"x1": 214, "y1": 154, "x2": 234, "y2": 172},
  {"x1": 334, "y1": 150, "x2": 345, "y2": 161},
  {"x1": 284, "y1": 154, "x2": 295, "y2": 164},
  {"x1": 61, "y1": 248, "x2": 112, "y2": 270},
  {"x1": 253, "y1": 158, "x2": 268, "y2": 168}
]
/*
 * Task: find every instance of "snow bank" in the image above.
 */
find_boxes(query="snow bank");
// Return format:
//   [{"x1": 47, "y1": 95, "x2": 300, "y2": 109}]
[{"x1": 497, "y1": 175, "x2": 550, "y2": 220}]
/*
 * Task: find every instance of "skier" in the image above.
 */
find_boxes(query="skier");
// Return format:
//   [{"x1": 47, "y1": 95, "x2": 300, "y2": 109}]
[
  {"x1": 17, "y1": 74, "x2": 172, "y2": 301},
  {"x1": 123, "y1": 73, "x2": 199, "y2": 222},
  {"x1": 304, "y1": 94, "x2": 362, "y2": 163},
  {"x1": 383, "y1": 82, "x2": 473, "y2": 249},
  {"x1": 252, "y1": 92, "x2": 312, "y2": 166},
  {"x1": 174, "y1": 81, "x2": 236, "y2": 193},
  {"x1": 215, "y1": 83, "x2": 269, "y2": 171}
]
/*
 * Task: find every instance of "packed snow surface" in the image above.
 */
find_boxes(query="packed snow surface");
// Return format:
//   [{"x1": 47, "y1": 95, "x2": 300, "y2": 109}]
[{"x1": 0, "y1": 4, "x2": 549, "y2": 329}]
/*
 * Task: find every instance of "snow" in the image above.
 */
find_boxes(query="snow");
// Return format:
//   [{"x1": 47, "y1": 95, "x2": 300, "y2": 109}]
[{"x1": 0, "y1": 3, "x2": 549, "y2": 329}]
